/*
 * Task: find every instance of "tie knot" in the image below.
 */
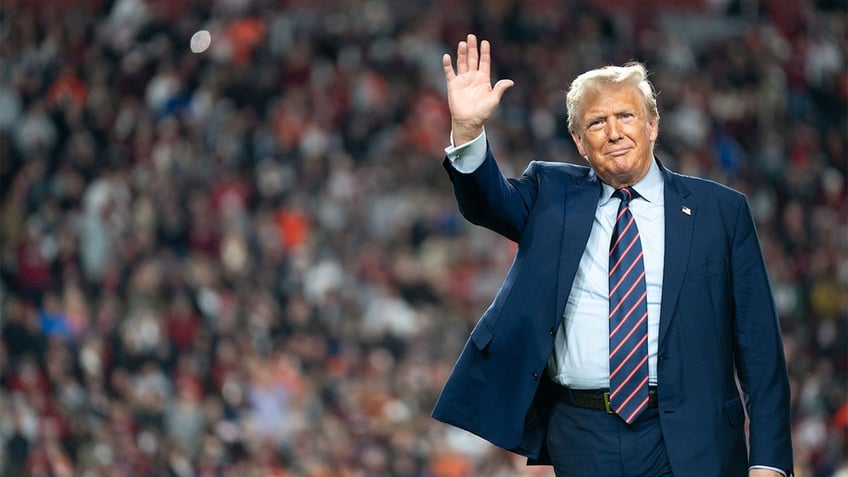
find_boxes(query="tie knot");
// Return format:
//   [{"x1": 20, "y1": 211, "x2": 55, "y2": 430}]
[{"x1": 614, "y1": 187, "x2": 639, "y2": 204}]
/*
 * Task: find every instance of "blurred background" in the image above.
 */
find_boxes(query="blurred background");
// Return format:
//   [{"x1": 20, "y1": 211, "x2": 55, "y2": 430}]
[{"x1": 0, "y1": 0, "x2": 845, "y2": 476}]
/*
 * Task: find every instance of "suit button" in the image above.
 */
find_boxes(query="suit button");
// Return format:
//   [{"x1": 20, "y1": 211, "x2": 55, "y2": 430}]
[
  {"x1": 531, "y1": 372, "x2": 539, "y2": 381},
  {"x1": 549, "y1": 327, "x2": 556, "y2": 336},
  {"x1": 659, "y1": 355, "x2": 669, "y2": 361}
]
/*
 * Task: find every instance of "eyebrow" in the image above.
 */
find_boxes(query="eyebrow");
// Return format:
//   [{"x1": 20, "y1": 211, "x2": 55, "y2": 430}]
[{"x1": 585, "y1": 107, "x2": 638, "y2": 124}]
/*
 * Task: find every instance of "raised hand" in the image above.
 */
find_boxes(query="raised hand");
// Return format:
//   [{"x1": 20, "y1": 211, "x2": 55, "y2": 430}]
[{"x1": 442, "y1": 34, "x2": 514, "y2": 146}]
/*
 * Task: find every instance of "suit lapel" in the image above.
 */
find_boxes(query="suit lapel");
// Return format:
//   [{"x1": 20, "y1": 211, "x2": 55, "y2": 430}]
[
  {"x1": 658, "y1": 165, "x2": 694, "y2": 347},
  {"x1": 555, "y1": 170, "x2": 600, "y2": 319}
]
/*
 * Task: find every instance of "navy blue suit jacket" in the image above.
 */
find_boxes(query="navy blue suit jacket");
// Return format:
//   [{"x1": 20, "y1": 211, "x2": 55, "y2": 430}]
[{"x1": 432, "y1": 146, "x2": 793, "y2": 476}]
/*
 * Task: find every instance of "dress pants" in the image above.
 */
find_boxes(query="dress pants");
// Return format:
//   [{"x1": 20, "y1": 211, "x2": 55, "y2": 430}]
[{"x1": 546, "y1": 397, "x2": 673, "y2": 477}]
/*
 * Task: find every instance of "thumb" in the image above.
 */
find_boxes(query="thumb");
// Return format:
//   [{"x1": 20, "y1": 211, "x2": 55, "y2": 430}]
[{"x1": 492, "y1": 79, "x2": 514, "y2": 100}]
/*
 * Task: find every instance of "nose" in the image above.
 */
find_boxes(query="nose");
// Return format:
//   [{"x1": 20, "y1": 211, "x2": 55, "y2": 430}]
[{"x1": 606, "y1": 118, "x2": 622, "y2": 141}]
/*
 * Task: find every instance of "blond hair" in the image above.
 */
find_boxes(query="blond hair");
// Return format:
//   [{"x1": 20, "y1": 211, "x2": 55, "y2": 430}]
[{"x1": 565, "y1": 62, "x2": 659, "y2": 133}]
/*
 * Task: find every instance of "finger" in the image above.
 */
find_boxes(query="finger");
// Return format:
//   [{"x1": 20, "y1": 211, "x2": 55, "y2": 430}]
[
  {"x1": 479, "y1": 39, "x2": 492, "y2": 77},
  {"x1": 456, "y1": 40, "x2": 467, "y2": 75},
  {"x1": 492, "y1": 79, "x2": 515, "y2": 99},
  {"x1": 442, "y1": 53, "x2": 456, "y2": 82},
  {"x1": 466, "y1": 33, "x2": 479, "y2": 71}
]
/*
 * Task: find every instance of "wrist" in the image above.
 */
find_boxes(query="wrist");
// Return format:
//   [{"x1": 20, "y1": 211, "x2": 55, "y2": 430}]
[{"x1": 451, "y1": 121, "x2": 484, "y2": 147}]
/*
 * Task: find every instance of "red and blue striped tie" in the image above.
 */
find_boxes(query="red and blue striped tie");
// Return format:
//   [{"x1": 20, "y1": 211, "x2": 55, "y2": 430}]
[{"x1": 608, "y1": 187, "x2": 650, "y2": 425}]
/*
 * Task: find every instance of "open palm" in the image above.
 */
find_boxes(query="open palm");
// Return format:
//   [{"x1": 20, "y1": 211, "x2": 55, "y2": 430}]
[{"x1": 442, "y1": 34, "x2": 514, "y2": 145}]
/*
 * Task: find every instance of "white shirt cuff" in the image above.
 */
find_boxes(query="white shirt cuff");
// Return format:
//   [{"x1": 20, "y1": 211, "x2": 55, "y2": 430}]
[
  {"x1": 749, "y1": 465, "x2": 787, "y2": 476},
  {"x1": 444, "y1": 129, "x2": 487, "y2": 173}
]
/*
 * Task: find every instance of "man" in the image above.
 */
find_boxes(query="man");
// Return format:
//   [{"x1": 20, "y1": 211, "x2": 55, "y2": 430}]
[{"x1": 431, "y1": 34, "x2": 793, "y2": 476}]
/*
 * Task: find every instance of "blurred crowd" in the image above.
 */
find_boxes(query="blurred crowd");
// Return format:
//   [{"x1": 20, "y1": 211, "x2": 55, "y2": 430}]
[{"x1": 0, "y1": 0, "x2": 845, "y2": 476}]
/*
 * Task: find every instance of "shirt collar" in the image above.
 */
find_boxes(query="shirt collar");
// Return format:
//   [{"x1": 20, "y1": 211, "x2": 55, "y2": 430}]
[{"x1": 599, "y1": 158, "x2": 664, "y2": 206}]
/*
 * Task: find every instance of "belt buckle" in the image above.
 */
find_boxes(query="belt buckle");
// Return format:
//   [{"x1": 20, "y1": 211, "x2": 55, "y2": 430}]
[{"x1": 603, "y1": 392, "x2": 613, "y2": 414}]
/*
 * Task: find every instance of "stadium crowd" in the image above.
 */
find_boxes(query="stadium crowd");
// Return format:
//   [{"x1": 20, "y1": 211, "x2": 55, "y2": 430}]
[{"x1": 0, "y1": 0, "x2": 845, "y2": 475}]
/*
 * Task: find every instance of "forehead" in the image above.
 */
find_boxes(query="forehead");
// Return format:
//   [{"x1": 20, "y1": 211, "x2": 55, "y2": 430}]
[{"x1": 582, "y1": 85, "x2": 645, "y2": 117}]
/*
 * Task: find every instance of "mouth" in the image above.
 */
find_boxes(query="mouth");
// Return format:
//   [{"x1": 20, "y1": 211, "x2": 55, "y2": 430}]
[{"x1": 606, "y1": 147, "x2": 632, "y2": 157}]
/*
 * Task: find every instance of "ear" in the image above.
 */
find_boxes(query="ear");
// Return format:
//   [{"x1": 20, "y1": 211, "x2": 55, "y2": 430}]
[
  {"x1": 648, "y1": 119, "x2": 659, "y2": 142},
  {"x1": 571, "y1": 131, "x2": 586, "y2": 157}
]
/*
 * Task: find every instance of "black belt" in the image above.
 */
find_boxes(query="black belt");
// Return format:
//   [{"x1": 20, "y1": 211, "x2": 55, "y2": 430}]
[{"x1": 559, "y1": 386, "x2": 658, "y2": 414}]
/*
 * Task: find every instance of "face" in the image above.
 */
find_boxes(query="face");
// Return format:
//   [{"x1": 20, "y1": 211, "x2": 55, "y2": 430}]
[{"x1": 570, "y1": 84, "x2": 658, "y2": 189}]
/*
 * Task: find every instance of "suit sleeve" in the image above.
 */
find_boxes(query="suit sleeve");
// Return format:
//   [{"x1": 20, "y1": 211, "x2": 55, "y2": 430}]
[
  {"x1": 730, "y1": 197, "x2": 793, "y2": 474},
  {"x1": 443, "y1": 144, "x2": 539, "y2": 243}
]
